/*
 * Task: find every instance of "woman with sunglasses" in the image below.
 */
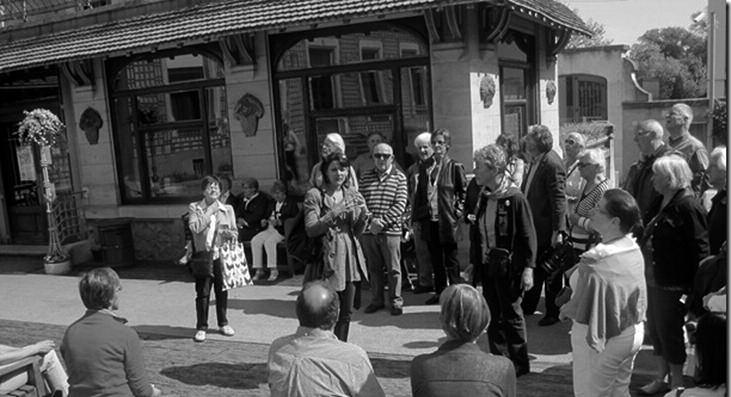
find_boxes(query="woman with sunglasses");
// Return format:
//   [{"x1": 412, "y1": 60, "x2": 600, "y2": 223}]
[
  {"x1": 567, "y1": 148, "x2": 609, "y2": 253},
  {"x1": 560, "y1": 189, "x2": 646, "y2": 397}
]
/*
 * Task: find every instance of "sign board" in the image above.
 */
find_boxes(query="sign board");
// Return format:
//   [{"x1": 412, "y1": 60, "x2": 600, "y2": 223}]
[{"x1": 16, "y1": 145, "x2": 36, "y2": 182}]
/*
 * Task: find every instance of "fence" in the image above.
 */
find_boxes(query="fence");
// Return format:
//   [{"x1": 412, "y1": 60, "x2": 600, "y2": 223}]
[{"x1": 53, "y1": 190, "x2": 86, "y2": 245}]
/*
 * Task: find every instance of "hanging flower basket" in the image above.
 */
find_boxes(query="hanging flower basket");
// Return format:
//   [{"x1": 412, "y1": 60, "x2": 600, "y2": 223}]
[{"x1": 15, "y1": 108, "x2": 65, "y2": 147}]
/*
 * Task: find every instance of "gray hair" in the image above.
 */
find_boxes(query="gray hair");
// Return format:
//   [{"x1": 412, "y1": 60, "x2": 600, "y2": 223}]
[
  {"x1": 672, "y1": 103, "x2": 694, "y2": 129},
  {"x1": 439, "y1": 284, "x2": 490, "y2": 343},
  {"x1": 710, "y1": 146, "x2": 727, "y2": 172},
  {"x1": 652, "y1": 154, "x2": 693, "y2": 190},
  {"x1": 324, "y1": 133, "x2": 346, "y2": 153},
  {"x1": 565, "y1": 131, "x2": 587, "y2": 148},
  {"x1": 414, "y1": 132, "x2": 432, "y2": 148},
  {"x1": 473, "y1": 144, "x2": 507, "y2": 172},
  {"x1": 637, "y1": 119, "x2": 664, "y2": 140},
  {"x1": 580, "y1": 148, "x2": 606, "y2": 175}
]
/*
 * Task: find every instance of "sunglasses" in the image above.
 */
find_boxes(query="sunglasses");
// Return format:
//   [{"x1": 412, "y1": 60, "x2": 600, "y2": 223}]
[{"x1": 373, "y1": 153, "x2": 392, "y2": 160}]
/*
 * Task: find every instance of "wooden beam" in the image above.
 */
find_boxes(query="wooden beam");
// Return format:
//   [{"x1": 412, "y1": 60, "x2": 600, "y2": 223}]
[
  {"x1": 424, "y1": 8, "x2": 441, "y2": 43},
  {"x1": 445, "y1": 5, "x2": 462, "y2": 40}
]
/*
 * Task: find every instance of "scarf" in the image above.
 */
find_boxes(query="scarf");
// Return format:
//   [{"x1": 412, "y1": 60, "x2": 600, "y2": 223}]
[{"x1": 478, "y1": 175, "x2": 517, "y2": 261}]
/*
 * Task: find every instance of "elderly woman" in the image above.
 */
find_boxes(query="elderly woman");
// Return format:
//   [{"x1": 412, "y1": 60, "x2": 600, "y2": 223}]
[
  {"x1": 410, "y1": 284, "x2": 516, "y2": 397},
  {"x1": 466, "y1": 144, "x2": 536, "y2": 376},
  {"x1": 236, "y1": 177, "x2": 271, "y2": 243},
  {"x1": 705, "y1": 146, "x2": 727, "y2": 255},
  {"x1": 639, "y1": 155, "x2": 709, "y2": 394},
  {"x1": 567, "y1": 148, "x2": 609, "y2": 252},
  {"x1": 560, "y1": 189, "x2": 646, "y2": 396},
  {"x1": 309, "y1": 133, "x2": 358, "y2": 189},
  {"x1": 563, "y1": 132, "x2": 587, "y2": 212},
  {"x1": 188, "y1": 175, "x2": 238, "y2": 342},
  {"x1": 304, "y1": 152, "x2": 369, "y2": 342},
  {"x1": 496, "y1": 133, "x2": 525, "y2": 187},
  {"x1": 61, "y1": 268, "x2": 161, "y2": 397}
]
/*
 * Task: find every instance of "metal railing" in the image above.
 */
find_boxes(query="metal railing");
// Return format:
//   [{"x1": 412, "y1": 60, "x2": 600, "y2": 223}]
[
  {"x1": 0, "y1": 0, "x2": 110, "y2": 27},
  {"x1": 53, "y1": 190, "x2": 86, "y2": 245}
]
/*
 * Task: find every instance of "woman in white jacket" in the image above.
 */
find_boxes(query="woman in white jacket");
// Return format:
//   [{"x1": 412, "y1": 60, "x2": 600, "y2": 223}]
[{"x1": 559, "y1": 189, "x2": 646, "y2": 397}]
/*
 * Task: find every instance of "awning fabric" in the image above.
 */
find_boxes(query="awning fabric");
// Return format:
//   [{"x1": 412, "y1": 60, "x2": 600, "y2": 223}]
[{"x1": 0, "y1": 0, "x2": 590, "y2": 73}]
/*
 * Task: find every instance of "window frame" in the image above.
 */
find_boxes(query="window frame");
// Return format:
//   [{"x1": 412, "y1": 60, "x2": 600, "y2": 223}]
[{"x1": 106, "y1": 49, "x2": 229, "y2": 204}]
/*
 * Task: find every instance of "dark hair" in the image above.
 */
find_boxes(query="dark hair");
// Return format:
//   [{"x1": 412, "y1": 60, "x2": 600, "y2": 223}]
[
  {"x1": 695, "y1": 312, "x2": 727, "y2": 387},
  {"x1": 200, "y1": 175, "x2": 220, "y2": 191},
  {"x1": 495, "y1": 134, "x2": 520, "y2": 159},
  {"x1": 296, "y1": 281, "x2": 340, "y2": 330},
  {"x1": 79, "y1": 267, "x2": 121, "y2": 310},
  {"x1": 527, "y1": 124, "x2": 554, "y2": 153},
  {"x1": 320, "y1": 152, "x2": 350, "y2": 185},
  {"x1": 217, "y1": 174, "x2": 233, "y2": 189},
  {"x1": 432, "y1": 128, "x2": 452, "y2": 147},
  {"x1": 271, "y1": 180, "x2": 288, "y2": 195},
  {"x1": 602, "y1": 189, "x2": 642, "y2": 234},
  {"x1": 241, "y1": 177, "x2": 259, "y2": 191}
]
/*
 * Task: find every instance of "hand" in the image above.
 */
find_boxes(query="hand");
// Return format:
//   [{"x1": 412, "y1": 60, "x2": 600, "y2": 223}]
[
  {"x1": 370, "y1": 218, "x2": 384, "y2": 234},
  {"x1": 520, "y1": 268, "x2": 534, "y2": 291},
  {"x1": 466, "y1": 214, "x2": 476, "y2": 223},
  {"x1": 150, "y1": 384, "x2": 162, "y2": 397},
  {"x1": 568, "y1": 213, "x2": 579, "y2": 226},
  {"x1": 330, "y1": 200, "x2": 353, "y2": 218},
  {"x1": 260, "y1": 219, "x2": 268, "y2": 227},
  {"x1": 33, "y1": 340, "x2": 55, "y2": 355},
  {"x1": 551, "y1": 231, "x2": 561, "y2": 247}
]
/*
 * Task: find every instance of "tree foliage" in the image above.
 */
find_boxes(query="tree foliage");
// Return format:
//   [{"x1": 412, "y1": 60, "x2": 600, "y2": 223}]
[
  {"x1": 629, "y1": 26, "x2": 707, "y2": 99},
  {"x1": 565, "y1": 16, "x2": 613, "y2": 49}
]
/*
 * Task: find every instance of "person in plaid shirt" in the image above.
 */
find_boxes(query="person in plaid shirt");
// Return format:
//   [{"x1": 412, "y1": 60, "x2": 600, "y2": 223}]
[{"x1": 359, "y1": 143, "x2": 408, "y2": 315}]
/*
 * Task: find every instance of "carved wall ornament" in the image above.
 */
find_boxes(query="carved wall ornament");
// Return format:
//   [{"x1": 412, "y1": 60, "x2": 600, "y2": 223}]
[
  {"x1": 479, "y1": 74, "x2": 496, "y2": 108},
  {"x1": 546, "y1": 80, "x2": 557, "y2": 105},
  {"x1": 79, "y1": 107, "x2": 103, "y2": 145},
  {"x1": 234, "y1": 93, "x2": 265, "y2": 137}
]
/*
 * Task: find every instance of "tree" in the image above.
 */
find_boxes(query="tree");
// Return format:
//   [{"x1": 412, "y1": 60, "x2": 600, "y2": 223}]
[
  {"x1": 629, "y1": 26, "x2": 707, "y2": 99},
  {"x1": 565, "y1": 15, "x2": 613, "y2": 49}
]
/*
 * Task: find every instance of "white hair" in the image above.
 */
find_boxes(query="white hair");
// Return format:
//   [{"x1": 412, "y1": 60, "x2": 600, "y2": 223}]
[
  {"x1": 414, "y1": 132, "x2": 431, "y2": 148},
  {"x1": 324, "y1": 133, "x2": 346, "y2": 152},
  {"x1": 710, "y1": 146, "x2": 727, "y2": 172},
  {"x1": 581, "y1": 148, "x2": 606, "y2": 174}
]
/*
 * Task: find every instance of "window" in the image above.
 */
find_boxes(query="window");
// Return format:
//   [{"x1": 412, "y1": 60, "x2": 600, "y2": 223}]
[
  {"x1": 498, "y1": 31, "x2": 535, "y2": 139},
  {"x1": 308, "y1": 47, "x2": 337, "y2": 109},
  {"x1": 108, "y1": 52, "x2": 231, "y2": 203},
  {"x1": 559, "y1": 74, "x2": 608, "y2": 123},
  {"x1": 360, "y1": 44, "x2": 384, "y2": 105}
]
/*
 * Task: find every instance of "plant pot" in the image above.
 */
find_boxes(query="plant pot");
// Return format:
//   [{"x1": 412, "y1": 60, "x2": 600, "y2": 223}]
[{"x1": 44, "y1": 259, "x2": 71, "y2": 275}]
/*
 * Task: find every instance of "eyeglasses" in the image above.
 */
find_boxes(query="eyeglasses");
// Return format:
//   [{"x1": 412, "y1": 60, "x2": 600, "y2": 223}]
[
  {"x1": 635, "y1": 129, "x2": 651, "y2": 137},
  {"x1": 577, "y1": 162, "x2": 593, "y2": 168},
  {"x1": 564, "y1": 139, "x2": 576, "y2": 145},
  {"x1": 373, "y1": 153, "x2": 392, "y2": 160}
]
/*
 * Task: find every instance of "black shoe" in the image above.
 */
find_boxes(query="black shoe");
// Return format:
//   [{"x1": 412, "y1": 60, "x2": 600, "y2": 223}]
[
  {"x1": 538, "y1": 316, "x2": 559, "y2": 326},
  {"x1": 516, "y1": 366, "x2": 530, "y2": 377},
  {"x1": 424, "y1": 295, "x2": 440, "y2": 305},
  {"x1": 390, "y1": 306, "x2": 403, "y2": 316},
  {"x1": 413, "y1": 285, "x2": 434, "y2": 294},
  {"x1": 364, "y1": 303, "x2": 385, "y2": 313}
]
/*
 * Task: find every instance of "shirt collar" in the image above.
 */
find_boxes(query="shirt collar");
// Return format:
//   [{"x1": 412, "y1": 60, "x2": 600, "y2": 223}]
[{"x1": 294, "y1": 326, "x2": 338, "y2": 340}]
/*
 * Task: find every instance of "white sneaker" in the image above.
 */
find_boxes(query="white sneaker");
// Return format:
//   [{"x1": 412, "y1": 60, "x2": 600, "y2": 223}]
[
  {"x1": 193, "y1": 330, "x2": 206, "y2": 342},
  {"x1": 220, "y1": 325, "x2": 235, "y2": 336},
  {"x1": 267, "y1": 270, "x2": 279, "y2": 281}
]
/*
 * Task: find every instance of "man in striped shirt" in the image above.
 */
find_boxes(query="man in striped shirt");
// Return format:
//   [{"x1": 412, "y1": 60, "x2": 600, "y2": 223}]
[{"x1": 359, "y1": 143, "x2": 408, "y2": 316}]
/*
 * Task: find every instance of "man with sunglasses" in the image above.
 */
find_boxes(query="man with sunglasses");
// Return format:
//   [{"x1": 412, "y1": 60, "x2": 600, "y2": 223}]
[
  {"x1": 359, "y1": 143, "x2": 408, "y2": 315},
  {"x1": 622, "y1": 119, "x2": 676, "y2": 220}
]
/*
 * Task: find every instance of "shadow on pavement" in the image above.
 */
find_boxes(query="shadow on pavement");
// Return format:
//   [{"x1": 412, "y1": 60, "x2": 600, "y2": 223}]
[
  {"x1": 354, "y1": 310, "x2": 441, "y2": 330},
  {"x1": 160, "y1": 362, "x2": 267, "y2": 389},
  {"x1": 228, "y1": 298, "x2": 297, "y2": 319},
  {"x1": 402, "y1": 339, "x2": 442, "y2": 350},
  {"x1": 370, "y1": 357, "x2": 412, "y2": 379},
  {"x1": 517, "y1": 363, "x2": 573, "y2": 396},
  {"x1": 135, "y1": 325, "x2": 198, "y2": 341}
]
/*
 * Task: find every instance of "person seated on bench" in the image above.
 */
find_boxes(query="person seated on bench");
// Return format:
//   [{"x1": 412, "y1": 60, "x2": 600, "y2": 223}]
[
  {"x1": 236, "y1": 177, "x2": 272, "y2": 243},
  {"x1": 0, "y1": 340, "x2": 69, "y2": 396},
  {"x1": 251, "y1": 180, "x2": 300, "y2": 281}
]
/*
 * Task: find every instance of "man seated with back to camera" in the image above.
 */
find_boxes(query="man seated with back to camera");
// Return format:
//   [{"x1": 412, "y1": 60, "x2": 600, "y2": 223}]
[{"x1": 267, "y1": 281, "x2": 385, "y2": 397}]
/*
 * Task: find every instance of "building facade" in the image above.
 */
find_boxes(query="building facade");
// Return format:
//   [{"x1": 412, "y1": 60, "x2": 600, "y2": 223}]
[{"x1": 0, "y1": 0, "x2": 588, "y2": 261}]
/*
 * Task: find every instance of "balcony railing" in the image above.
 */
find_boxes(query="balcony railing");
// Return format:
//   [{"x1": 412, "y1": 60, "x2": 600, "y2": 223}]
[{"x1": 0, "y1": 0, "x2": 111, "y2": 28}]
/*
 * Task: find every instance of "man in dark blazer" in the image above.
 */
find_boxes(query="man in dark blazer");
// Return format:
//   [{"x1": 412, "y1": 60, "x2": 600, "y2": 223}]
[
  {"x1": 520, "y1": 125, "x2": 567, "y2": 326},
  {"x1": 235, "y1": 177, "x2": 273, "y2": 242},
  {"x1": 218, "y1": 174, "x2": 239, "y2": 207}
]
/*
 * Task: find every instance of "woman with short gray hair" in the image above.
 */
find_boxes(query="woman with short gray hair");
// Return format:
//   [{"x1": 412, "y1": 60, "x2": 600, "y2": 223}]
[
  {"x1": 410, "y1": 284, "x2": 516, "y2": 397},
  {"x1": 639, "y1": 154, "x2": 709, "y2": 394},
  {"x1": 567, "y1": 148, "x2": 609, "y2": 252}
]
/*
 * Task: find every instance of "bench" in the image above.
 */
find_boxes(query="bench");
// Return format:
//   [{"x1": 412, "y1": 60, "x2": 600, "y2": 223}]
[{"x1": 0, "y1": 356, "x2": 48, "y2": 397}]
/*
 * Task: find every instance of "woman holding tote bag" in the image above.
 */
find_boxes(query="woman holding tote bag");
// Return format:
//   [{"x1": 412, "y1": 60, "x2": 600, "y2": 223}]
[{"x1": 188, "y1": 175, "x2": 238, "y2": 343}]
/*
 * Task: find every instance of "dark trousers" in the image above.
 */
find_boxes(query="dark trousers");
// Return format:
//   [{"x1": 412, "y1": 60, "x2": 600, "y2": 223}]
[
  {"x1": 427, "y1": 221, "x2": 460, "y2": 294},
  {"x1": 521, "y1": 251, "x2": 562, "y2": 318},
  {"x1": 335, "y1": 282, "x2": 356, "y2": 342},
  {"x1": 646, "y1": 286, "x2": 687, "y2": 364},
  {"x1": 483, "y1": 272, "x2": 529, "y2": 374},
  {"x1": 195, "y1": 259, "x2": 228, "y2": 330}
]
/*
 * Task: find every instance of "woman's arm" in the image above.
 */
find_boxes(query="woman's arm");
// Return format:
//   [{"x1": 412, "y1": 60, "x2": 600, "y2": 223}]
[
  {"x1": 188, "y1": 203, "x2": 212, "y2": 234},
  {"x1": 303, "y1": 190, "x2": 334, "y2": 238},
  {"x1": 0, "y1": 340, "x2": 54, "y2": 366},
  {"x1": 124, "y1": 332, "x2": 156, "y2": 397}
]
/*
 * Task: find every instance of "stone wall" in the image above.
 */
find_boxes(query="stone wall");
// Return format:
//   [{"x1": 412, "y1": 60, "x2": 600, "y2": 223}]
[{"x1": 131, "y1": 218, "x2": 186, "y2": 262}]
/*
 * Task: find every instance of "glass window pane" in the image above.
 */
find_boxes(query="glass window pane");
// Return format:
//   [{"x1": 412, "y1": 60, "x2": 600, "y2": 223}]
[
  {"x1": 114, "y1": 97, "x2": 143, "y2": 199},
  {"x1": 136, "y1": 91, "x2": 202, "y2": 126},
  {"x1": 502, "y1": 68, "x2": 526, "y2": 101},
  {"x1": 114, "y1": 53, "x2": 224, "y2": 90},
  {"x1": 401, "y1": 65, "x2": 431, "y2": 167},
  {"x1": 308, "y1": 70, "x2": 393, "y2": 110},
  {"x1": 145, "y1": 127, "x2": 206, "y2": 198},
  {"x1": 277, "y1": 29, "x2": 427, "y2": 71},
  {"x1": 503, "y1": 105, "x2": 525, "y2": 138},
  {"x1": 205, "y1": 87, "x2": 233, "y2": 176},
  {"x1": 278, "y1": 78, "x2": 311, "y2": 195}
]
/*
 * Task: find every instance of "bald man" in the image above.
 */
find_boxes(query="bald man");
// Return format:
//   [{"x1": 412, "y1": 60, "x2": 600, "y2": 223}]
[
  {"x1": 267, "y1": 282, "x2": 384, "y2": 397},
  {"x1": 622, "y1": 119, "x2": 676, "y2": 219}
]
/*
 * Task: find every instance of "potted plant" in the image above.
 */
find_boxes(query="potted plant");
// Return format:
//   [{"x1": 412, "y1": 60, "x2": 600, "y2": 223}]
[{"x1": 16, "y1": 109, "x2": 71, "y2": 274}]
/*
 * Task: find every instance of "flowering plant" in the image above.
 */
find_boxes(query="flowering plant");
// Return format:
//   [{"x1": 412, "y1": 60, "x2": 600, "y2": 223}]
[{"x1": 16, "y1": 108, "x2": 65, "y2": 146}]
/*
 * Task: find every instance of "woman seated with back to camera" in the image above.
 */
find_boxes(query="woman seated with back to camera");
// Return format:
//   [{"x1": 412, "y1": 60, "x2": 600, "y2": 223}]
[
  {"x1": 410, "y1": 284, "x2": 516, "y2": 397},
  {"x1": 559, "y1": 189, "x2": 646, "y2": 397}
]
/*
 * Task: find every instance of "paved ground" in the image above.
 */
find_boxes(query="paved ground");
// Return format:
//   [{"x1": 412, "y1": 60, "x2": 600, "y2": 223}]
[{"x1": 0, "y1": 256, "x2": 660, "y2": 396}]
